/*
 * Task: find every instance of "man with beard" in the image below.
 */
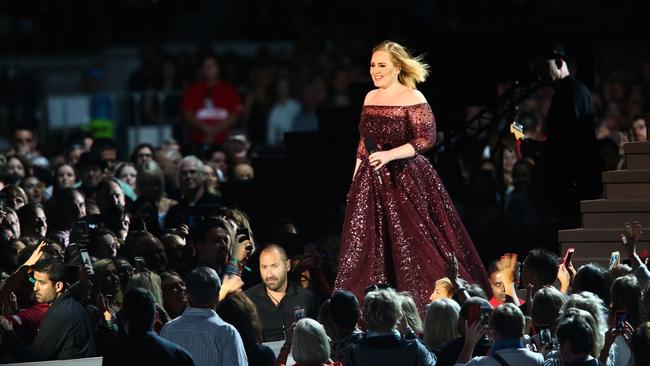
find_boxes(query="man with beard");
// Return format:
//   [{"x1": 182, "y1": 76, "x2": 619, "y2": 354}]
[{"x1": 245, "y1": 244, "x2": 316, "y2": 341}]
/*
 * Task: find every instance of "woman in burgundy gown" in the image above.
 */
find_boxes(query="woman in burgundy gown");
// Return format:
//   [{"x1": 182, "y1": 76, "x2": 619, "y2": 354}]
[{"x1": 335, "y1": 41, "x2": 490, "y2": 311}]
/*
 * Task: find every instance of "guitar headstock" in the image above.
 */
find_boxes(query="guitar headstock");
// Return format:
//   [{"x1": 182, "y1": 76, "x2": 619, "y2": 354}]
[{"x1": 510, "y1": 122, "x2": 525, "y2": 141}]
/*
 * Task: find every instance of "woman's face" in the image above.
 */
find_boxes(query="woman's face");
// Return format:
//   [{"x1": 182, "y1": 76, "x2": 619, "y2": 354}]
[
  {"x1": 7, "y1": 157, "x2": 25, "y2": 178},
  {"x1": 34, "y1": 207, "x2": 47, "y2": 237},
  {"x1": 203, "y1": 165, "x2": 219, "y2": 189},
  {"x1": 429, "y1": 283, "x2": 451, "y2": 301},
  {"x1": 370, "y1": 50, "x2": 400, "y2": 89},
  {"x1": 57, "y1": 165, "x2": 76, "y2": 188},
  {"x1": 162, "y1": 275, "x2": 188, "y2": 312},
  {"x1": 101, "y1": 263, "x2": 121, "y2": 296},
  {"x1": 118, "y1": 165, "x2": 137, "y2": 190},
  {"x1": 502, "y1": 148, "x2": 517, "y2": 174},
  {"x1": 23, "y1": 177, "x2": 44, "y2": 203}
]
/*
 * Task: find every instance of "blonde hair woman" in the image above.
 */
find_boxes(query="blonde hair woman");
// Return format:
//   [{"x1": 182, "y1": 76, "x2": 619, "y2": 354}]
[
  {"x1": 334, "y1": 40, "x2": 490, "y2": 311},
  {"x1": 424, "y1": 298, "x2": 460, "y2": 349}
]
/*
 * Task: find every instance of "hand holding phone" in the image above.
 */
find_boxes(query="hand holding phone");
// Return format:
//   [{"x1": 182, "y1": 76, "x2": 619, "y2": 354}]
[
  {"x1": 293, "y1": 306, "x2": 305, "y2": 322},
  {"x1": 467, "y1": 303, "x2": 480, "y2": 326},
  {"x1": 79, "y1": 249, "x2": 94, "y2": 276},
  {"x1": 563, "y1": 248, "x2": 575, "y2": 266},
  {"x1": 609, "y1": 251, "x2": 621, "y2": 270},
  {"x1": 615, "y1": 311, "x2": 626, "y2": 334},
  {"x1": 538, "y1": 326, "x2": 552, "y2": 346}
]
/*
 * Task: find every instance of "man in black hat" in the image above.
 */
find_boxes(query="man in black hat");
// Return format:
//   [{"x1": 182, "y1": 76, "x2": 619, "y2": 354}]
[
  {"x1": 519, "y1": 43, "x2": 603, "y2": 232},
  {"x1": 329, "y1": 290, "x2": 363, "y2": 363}
]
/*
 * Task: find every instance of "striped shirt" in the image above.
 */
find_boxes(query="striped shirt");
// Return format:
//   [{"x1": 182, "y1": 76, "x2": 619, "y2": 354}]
[{"x1": 161, "y1": 307, "x2": 248, "y2": 366}]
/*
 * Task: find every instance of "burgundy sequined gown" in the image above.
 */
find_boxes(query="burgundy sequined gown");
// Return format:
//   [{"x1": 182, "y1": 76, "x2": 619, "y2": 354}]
[{"x1": 335, "y1": 103, "x2": 490, "y2": 311}]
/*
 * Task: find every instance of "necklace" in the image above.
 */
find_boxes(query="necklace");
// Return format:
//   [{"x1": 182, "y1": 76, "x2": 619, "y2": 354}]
[{"x1": 266, "y1": 288, "x2": 282, "y2": 306}]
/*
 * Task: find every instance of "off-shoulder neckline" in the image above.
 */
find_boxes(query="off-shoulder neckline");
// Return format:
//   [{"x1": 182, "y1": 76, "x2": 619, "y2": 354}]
[{"x1": 363, "y1": 102, "x2": 428, "y2": 108}]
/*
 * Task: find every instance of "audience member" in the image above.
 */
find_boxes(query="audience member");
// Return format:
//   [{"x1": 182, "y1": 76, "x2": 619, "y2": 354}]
[
  {"x1": 521, "y1": 248, "x2": 559, "y2": 294},
  {"x1": 103, "y1": 288, "x2": 195, "y2": 366},
  {"x1": 30, "y1": 256, "x2": 97, "y2": 360},
  {"x1": 344, "y1": 288, "x2": 436, "y2": 366},
  {"x1": 424, "y1": 298, "x2": 460, "y2": 350},
  {"x1": 435, "y1": 297, "x2": 492, "y2": 366},
  {"x1": 398, "y1": 292, "x2": 423, "y2": 337},
  {"x1": 430, "y1": 277, "x2": 455, "y2": 302},
  {"x1": 161, "y1": 267, "x2": 248, "y2": 366},
  {"x1": 553, "y1": 308, "x2": 605, "y2": 366},
  {"x1": 182, "y1": 54, "x2": 242, "y2": 146},
  {"x1": 160, "y1": 271, "x2": 188, "y2": 319},
  {"x1": 572, "y1": 263, "x2": 611, "y2": 307},
  {"x1": 329, "y1": 290, "x2": 363, "y2": 363},
  {"x1": 457, "y1": 303, "x2": 543, "y2": 365},
  {"x1": 277, "y1": 318, "x2": 342, "y2": 366},
  {"x1": 217, "y1": 291, "x2": 276, "y2": 366},
  {"x1": 246, "y1": 244, "x2": 317, "y2": 342},
  {"x1": 165, "y1": 156, "x2": 220, "y2": 228}
]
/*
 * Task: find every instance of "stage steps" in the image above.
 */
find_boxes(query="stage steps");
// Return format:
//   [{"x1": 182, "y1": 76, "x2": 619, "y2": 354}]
[{"x1": 559, "y1": 140, "x2": 650, "y2": 267}]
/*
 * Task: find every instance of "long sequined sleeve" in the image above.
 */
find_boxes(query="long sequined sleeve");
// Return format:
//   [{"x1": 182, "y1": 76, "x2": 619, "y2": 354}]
[
  {"x1": 356, "y1": 137, "x2": 368, "y2": 159},
  {"x1": 406, "y1": 104, "x2": 436, "y2": 154}
]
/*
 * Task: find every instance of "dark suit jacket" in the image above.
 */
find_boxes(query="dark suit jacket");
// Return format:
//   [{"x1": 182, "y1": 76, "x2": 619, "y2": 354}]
[{"x1": 103, "y1": 330, "x2": 195, "y2": 366}]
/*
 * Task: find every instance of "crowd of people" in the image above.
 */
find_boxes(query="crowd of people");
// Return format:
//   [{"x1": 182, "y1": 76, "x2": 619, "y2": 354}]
[
  {"x1": 0, "y1": 36, "x2": 649, "y2": 365},
  {"x1": 0, "y1": 120, "x2": 649, "y2": 365}
]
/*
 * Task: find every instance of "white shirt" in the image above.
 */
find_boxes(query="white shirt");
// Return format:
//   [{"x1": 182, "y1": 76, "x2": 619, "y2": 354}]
[
  {"x1": 266, "y1": 99, "x2": 301, "y2": 146},
  {"x1": 455, "y1": 347, "x2": 544, "y2": 366},
  {"x1": 607, "y1": 336, "x2": 633, "y2": 366},
  {"x1": 161, "y1": 307, "x2": 248, "y2": 366}
]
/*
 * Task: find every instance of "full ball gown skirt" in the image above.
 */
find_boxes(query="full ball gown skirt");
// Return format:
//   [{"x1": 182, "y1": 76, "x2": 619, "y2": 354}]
[{"x1": 334, "y1": 103, "x2": 490, "y2": 311}]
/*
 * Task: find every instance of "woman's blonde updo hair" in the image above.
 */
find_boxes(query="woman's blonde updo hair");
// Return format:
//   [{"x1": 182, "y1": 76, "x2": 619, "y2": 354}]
[{"x1": 372, "y1": 41, "x2": 430, "y2": 89}]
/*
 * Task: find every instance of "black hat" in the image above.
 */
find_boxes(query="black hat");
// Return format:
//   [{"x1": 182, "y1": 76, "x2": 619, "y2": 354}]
[
  {"x1": 330, "y1": 290, "x2": 360, "y2": 328},
  {"x1": 547, "y1": 42, "x2": 568, "y2": 61}
]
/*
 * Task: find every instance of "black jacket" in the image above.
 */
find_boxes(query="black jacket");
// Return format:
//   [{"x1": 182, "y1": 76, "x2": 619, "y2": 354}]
[
  {"x1": 103, "y1": 330, "x2": 195, "y2": 366},
  {"x1": 434, "y1": 335, "x2": 491, "y2": 366},
  {"x1": 245, "y1": 283, "x2": 317, "y2": 342},
  {"x1": 345, "y1": 333, "x2": 436, "y2": 366},
  {"x1": 32, "y1": 292, "x2": 97, "y2": 361}
]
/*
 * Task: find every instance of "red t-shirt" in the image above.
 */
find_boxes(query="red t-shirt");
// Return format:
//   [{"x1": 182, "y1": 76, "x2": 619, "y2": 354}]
[
  {"x1": 181, "y1": 80, "x2": 242, "y2": 144},
  {"x1": 9, "y1": 303, "x2": 50, "y2": 344}
]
